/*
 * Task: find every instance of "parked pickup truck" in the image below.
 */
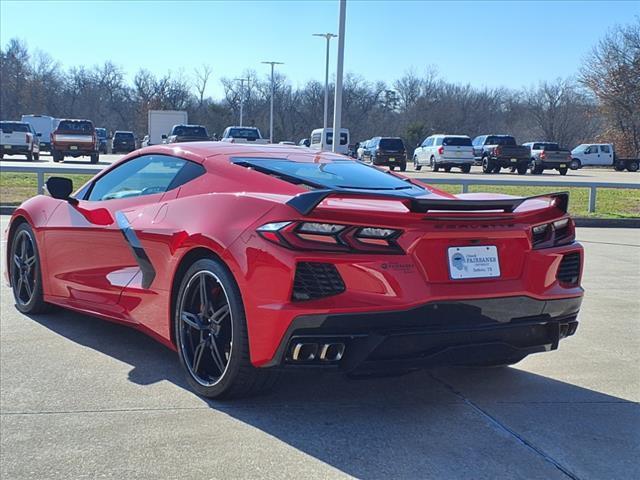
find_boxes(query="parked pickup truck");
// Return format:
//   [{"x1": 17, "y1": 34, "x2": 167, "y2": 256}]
[
  {"x1": 0, "y1": 121, "x2": 40, "y2": 161},
  {"x1": 163, "y1": 124, "x2": 210, "y2": 144},
  {"x1": 220, "y1": 126, "x2": 269, "y2": 144},
  {"x1": 51, "y1": 119, "x2": 99, "y2": 163},
  {"x1": 523, "y1": 142, "x2": 572, "y2": 175},
  {"x1": 570, "y1": 143, "x2": 639, "y2": 172},
  {"x1": 472, "y1": 134, "x2": 531, "y2": 174}
]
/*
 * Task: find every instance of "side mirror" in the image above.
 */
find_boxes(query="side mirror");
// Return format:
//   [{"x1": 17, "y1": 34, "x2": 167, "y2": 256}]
[
  {"x1": 161, "y1": 134, "x2": 167, "y2": 139},
  {"x1": 46, "y1": 177, "x2": 77, "y2": 205}
]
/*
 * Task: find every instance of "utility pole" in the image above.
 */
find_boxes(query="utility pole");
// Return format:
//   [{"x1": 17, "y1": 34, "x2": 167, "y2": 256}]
[
  {"x1": 312, "y1": 33, "x2": 337, "y2": 131},
  {"x1": 234, "y1": 77, "x2": 249, "y2": 126},
  {"x1": 261, "y1": 61, "x2": 284, "y2": 143},
  {"x1": 332, "y1": 0, "x2": 346, "y2": 153}
]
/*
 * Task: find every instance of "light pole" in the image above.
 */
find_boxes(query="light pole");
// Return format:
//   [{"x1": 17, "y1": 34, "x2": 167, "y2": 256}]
[
  {"x1": 234, "y1": 77, "x2": 249, "y2": 126},
  {"x1": 332, "y1": 0, "x2": 346, "y2": 153},
  {"x1": 312, "y1": 33, "x2": 337, "y2": 131},
  {"x1": 261, "y1": 61, "x2": 284, "y2": 143}
]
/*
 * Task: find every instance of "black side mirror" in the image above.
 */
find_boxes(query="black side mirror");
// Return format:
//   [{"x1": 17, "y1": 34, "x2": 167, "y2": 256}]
[{"x1": 46, "y1": 177, "x2": 77, "y2": 205}]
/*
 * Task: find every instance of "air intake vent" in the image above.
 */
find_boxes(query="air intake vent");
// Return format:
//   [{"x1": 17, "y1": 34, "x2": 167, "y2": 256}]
[
  {"x1": 292, "y1": 262, "x2": 345, "y2": 301},
  {"x1": 557, "y1": 252, "x2": 581, "y2": 285}
]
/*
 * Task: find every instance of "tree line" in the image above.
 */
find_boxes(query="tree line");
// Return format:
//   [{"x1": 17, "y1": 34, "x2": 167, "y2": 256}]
[{"x1": 1, "y1": 19, "x2": 638, "y2": 155}]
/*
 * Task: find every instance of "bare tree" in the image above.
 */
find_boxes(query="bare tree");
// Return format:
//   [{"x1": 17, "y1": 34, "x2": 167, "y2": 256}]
[{"x1": 194, "y1": 64, "x2": 213, "y2": 108}]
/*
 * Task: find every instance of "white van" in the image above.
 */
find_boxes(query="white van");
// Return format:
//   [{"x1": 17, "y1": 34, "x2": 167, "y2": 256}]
[
  {"x1": 21, "y1": 115, "x2": 56, "y2": 152},
  {"x1": 309, "y1": 128, "x2": 350, "y2": 155}
]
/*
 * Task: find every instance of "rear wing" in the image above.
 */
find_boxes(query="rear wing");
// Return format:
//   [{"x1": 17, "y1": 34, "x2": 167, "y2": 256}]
[{"x1": 287, "y1": 189, "x2": 569, "y2": 216}]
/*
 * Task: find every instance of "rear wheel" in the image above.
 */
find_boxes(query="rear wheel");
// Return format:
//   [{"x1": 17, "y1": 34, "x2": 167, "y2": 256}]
[
  {"x1": 52, "y1": 150, "x2": 62, "y2": 162},
  {"x1": 516, "y1": 164, "x2": 528, "y2": 175},
  {"x1": 460, "y1": 164, "x2": 471, "y2": 173},
  {"x1": 399, "y1": 161, "x2": 407, "y2": 172},
  {"x1": 175, "y1": 258, "x2": 278, "y2": 399},
  {"x1": 26, "y1": 152, "x2": 33, "y2": 161},
  {"x1": 430, "y1": 156, "x2": 439, "y2": 172},
  {"x1": 481, "y1": 157, "x2": 493, "y2": 174},
  {"x1": 90, "y1": 153, "x2": 99, "y2": 164},
  {"x1": 627, "y1": 160, "x2": 639, "y2": 172},
  {"x1": 558, "y1": 167, "x2": 568, "y2": 176},
  {"x1": 33, "y1": 152, "x2": 39, "y2": 161},
  {"x1": 9, "y1": 223, "x2": 52, "y2": 314}
]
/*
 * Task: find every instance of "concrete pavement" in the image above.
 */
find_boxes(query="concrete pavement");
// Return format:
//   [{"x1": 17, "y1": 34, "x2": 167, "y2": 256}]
[{"x1": 1, "y1": 219, "x2": 638, "y2": 479}]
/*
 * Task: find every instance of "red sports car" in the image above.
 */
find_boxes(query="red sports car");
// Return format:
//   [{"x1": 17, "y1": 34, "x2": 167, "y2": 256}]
[{"x1": 6, "y1": 143, "x2": 583, "y2": 398}]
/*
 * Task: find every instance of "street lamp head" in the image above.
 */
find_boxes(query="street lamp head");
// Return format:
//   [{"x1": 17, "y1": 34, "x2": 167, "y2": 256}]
[
  {"x1": 313, "y1": 33, "x2": 337, "y2": 39},
  {"x1": 261, "y1": 61, "x2": 285, "y2": 66}
]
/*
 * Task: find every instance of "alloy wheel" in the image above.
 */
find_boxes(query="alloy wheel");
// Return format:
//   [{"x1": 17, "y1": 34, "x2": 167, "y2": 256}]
[{"x1": 11, "y1": 230, "x2": 37, "y2": 306}]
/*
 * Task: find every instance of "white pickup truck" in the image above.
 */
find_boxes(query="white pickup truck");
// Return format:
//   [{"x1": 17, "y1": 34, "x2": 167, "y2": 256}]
[
  {"x1": 220, "y1": 126, "x2": 269, "y2": 144},
  {"x1": 570, "y1": 143, "x2": 639, "y2": 172},
  {"x1": 0, "y1": 121, "x2": 40, "y2": 161}
]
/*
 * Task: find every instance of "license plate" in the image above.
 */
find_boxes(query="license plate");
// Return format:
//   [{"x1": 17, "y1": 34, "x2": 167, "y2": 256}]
[
  {"x1": 560, "y1": 164, "x2": 566, "y2": 168},
  {"x1": 448, "y1": 246, "x2": 501, "y2": 280},
  {"x1": 389, "y1": 157, "x2": 395, "y2": 162},
  {"x1": 70, "y1": 146, "x2": 78, "y2": 150},
  {"x1": 510, "y1": 158, "x2": 517, "y2": 162},
  {"x1": 5, "y1": 145, "x2": 11, "y2": 149}
]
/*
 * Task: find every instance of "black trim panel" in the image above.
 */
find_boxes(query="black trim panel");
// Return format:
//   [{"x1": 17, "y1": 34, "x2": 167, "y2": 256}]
[{"x1": 115, "y1": 211, "x2": 156, "y2": 289}]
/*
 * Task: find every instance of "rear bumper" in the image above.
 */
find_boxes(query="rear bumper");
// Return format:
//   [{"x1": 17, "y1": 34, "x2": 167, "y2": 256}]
[
  {"x1": 436, "y1": 157, "x2": 474, "y2": 165},
  {"x1": 494, "y1": 156, "x2": 529, "y2": 166},
  {"x1": 53, "y1": 144, "x2": 97, "y2": 155},
  {"x1": 266, "y1": 295, "x2": 582, "y2": 371},
  {"x1": 373, "y1": 154, "x2": 407, "y2": 166},
  {"x1": 0, "y1": 145, "x2": 31, "y2": 155}
]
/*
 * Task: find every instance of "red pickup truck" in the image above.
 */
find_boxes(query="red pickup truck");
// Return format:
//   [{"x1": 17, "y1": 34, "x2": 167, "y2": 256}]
[{"x1": 51, "y1": 119, "x2": 99, "y2": 163}]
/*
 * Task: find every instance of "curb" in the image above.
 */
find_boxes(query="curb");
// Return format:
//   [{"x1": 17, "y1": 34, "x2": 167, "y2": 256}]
[{"x1": 1, "y1": 205, "x2": 638, "y2": 227}]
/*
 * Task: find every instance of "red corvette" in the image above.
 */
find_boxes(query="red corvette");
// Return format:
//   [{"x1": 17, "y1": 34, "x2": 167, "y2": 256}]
[{"x1": 6, "y1": 143, "x2": 583, "y2": 398}]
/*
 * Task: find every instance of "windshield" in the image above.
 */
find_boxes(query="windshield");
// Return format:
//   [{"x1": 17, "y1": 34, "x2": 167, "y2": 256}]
[
  {"x1": 57, "y1": 120, "x2": 94, "y2": 134},
  {"x1": 443, "y1": 137, "x2": 472, "y2": 147},
  {"x1": 173, "y1": 126, "x2": 208, "y2": 137},
  {"x1": 486, "y1": 136, "x2": 516, "y2": 146},
  {"x1": 228, "y1": 128, "x2": 260, "y2": 140},
  {"x1": 0, "y1": 122, "x2": 29, "y2": 132},
  {"x1": 378, "y1": 138, "x2": 405, "y2": 150},
  {"x1": 234, "y1": 158, "x2": 427, "y2": 193}
]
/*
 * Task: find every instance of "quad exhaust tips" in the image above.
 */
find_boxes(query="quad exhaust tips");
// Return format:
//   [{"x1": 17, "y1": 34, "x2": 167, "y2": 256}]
[{"x1": 290, "y1": 342, "x2": 345, "y2": 363}]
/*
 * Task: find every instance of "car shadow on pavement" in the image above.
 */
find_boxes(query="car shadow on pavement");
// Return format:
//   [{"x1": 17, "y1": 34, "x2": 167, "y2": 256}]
[{"x1": 27, "y1": 309, "x2": 640, "y2": 480}]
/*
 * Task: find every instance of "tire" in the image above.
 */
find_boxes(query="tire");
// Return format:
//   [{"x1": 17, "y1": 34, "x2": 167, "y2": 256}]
[
  {"x1": 430, "y1": 156, "x2": 439, "y2": 172},
  {"x1": 26, "y1": 152, "x2": 33, "y2": 161},
  {"x1": 90, "y1": 153, "x2": 99, "y2": 164},
  {"x1": 481, "y1": 157, "x2": 493, "y2": 174},
  {"x1": 52, "y1": 150, "x2": 62, "y2": 162},
  {"x1": 516, "y1": 164, "x2": 528, "y2": 175},
  {"x1": 531, "y1": 163, "x2": 544, "y2": 175},
  {"x1": 614, "y1": 163, "x2": 625, "y2": 171},
  {"x1": 627, "y1": 160, "x2": 639, "y2": 172},
  {"x1": 570, "y1": 159, "x2": 581, "y2": 170},
  {"x1": 399, "y1": 161, "x2": 407, "y2": 172},
  {"x1": 444, "y1": 166, "x2": 451, "y2": 172},
  {"x1": 174, "y1": 257, "x2": 279, "y2": 399},
  {"x1": 460, "y1": 164, "x2": 471, "y2": 173},
  {"x1": 33, "y1": 152, "x2": 39, "y2": 161},
  {"x1": 413, "y1": 156, "x2": 422, "y2": 171},
  {"x1": 9, "y1": 223, "x2": 52, "y2": 314},
  {"x1": 558, "y1": 167, "x2": 568, "y2": 176}
]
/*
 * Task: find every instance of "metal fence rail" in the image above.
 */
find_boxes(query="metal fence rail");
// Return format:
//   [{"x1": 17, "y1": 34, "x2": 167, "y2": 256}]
[{"x1": 1, "y1": 164, "x2": 638, "y2": 213}]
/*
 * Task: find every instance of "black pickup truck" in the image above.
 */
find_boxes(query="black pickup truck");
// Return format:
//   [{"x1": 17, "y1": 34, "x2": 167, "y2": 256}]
[
  {"x1": 472, "y1": 135, "x2": 531, "y2": 174},
  {"x1": 163, "y1": 124, "x2": 210, "y2": 144}
]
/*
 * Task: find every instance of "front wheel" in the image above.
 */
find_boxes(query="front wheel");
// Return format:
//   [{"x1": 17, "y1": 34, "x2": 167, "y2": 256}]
[
  {"x1": 413, "y1": 156, "x2": 422, "y2": 171},
  {"x1": 175, "y1": 258, "x2": 278, "y2": 399},
  {"x1": 9, "y1": 223, "x2": 52, "y2": 314},
  {"x1": 558, "y1": 167, "x2": 568, "y2": 176},
  {"x1": 570, "y1": 159, "x2": 581, "y2": 170}
]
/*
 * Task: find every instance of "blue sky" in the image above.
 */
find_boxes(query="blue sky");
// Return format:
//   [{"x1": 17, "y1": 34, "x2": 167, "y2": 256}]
[{"x1": 1, "y1": 1, "x2": 638, "y2": 98}]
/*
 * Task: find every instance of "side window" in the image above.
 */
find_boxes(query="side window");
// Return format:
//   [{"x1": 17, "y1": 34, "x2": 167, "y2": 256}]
[
  {"x1": 600, "y1": 145, "x2": 610, "y2": 153},
  {"x1": 587, "y1": 145, "x2": 598, "y2": 154},
  {"x1": 435, "y1": 137, "x2": 443, "y2": 146},
  {"x1": 311, "y1": 132, "x2": 321, "y2": 144},
  {"x1": 86, "y1": 154, "x2": 202, "y2": 201}
]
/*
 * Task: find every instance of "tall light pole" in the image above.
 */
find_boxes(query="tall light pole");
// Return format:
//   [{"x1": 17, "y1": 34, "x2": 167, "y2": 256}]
[
  {"x1": 312, "y1": 33, "x2": 337, "y2": 131},
  {"x1": 332, "y1": 0, "x2": 347, "y2": 153},
  {"x1": 261, "y1": 61, "x2": 284, "y2": 143},
  {"x1": 234, "y1": 77, "x2": 249, "y2": 126}
]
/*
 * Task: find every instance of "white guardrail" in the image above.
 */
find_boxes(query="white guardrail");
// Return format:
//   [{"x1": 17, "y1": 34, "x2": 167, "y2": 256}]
[{"x1": 1, "y1": 164, "x2": 639, "y2": 214}]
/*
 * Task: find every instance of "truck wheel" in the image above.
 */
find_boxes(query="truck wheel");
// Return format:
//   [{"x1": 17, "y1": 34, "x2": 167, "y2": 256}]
[
  {"x1": 460, "y1": 164, "x2": 471, "y2": 173},
  {"x1": 51, "y1": 150, "x2": 61, "y2": 162},
  {"x1": 614, "y1": 163, "x2": 625, "y2": 171},
  {"x1": 516, "y1": 164, "x2": 528, "y2": 175},
  {"x1": 26, "y1": 152, "x2": 33, "y2": 161},
  {"x1": 413, "y1": 156, "x2": 421, "y2": 171},
  {"x1": 481, "y1": 157, "x2": 493, "y2": 174},
  {"x1": 90, "y1": 153, "x2": 99, "y2": 164},
  {"x1": 558, "y1": 167, "x2": 568, "y2": 176},
  {"x1": 570, "y1": 159, "x2": 581, "y2": 170},
  {"x1": 430, "y1": 157, "x2": 439, "y2": 172},
  {"x1": 399, "y1": 161, "x2": 407, "y2": 172},
  {"x1": 34, "y1": 152, "x2": 39, "y2": 161},
  {"x1": 627, "y1": 160, "x2": 639, "y2": 172}
]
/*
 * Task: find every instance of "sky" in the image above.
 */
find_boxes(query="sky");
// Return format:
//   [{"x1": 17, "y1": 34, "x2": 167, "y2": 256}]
[{"x1": 1, "y1": 0, "x2": 638, "y2": 99}]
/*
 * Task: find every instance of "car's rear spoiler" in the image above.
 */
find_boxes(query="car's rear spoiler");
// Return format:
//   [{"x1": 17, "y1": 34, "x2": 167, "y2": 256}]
[{"x1": 287, "y1": 189, "x2": 569, "y2": 216}]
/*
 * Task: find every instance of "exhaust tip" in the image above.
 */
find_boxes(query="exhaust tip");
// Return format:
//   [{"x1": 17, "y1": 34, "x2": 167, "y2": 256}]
[
  {"x1": 319, "y1": 343, "x2": 345, "y2": 362},
  {"x1": 291, "y1": 343, "x2": 318, "y2": 362}
]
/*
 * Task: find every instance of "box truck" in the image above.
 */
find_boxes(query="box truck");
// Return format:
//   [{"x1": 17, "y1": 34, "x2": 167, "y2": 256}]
[{"x1": 147, "y1": 110, "x2": 188, "y2": 146}]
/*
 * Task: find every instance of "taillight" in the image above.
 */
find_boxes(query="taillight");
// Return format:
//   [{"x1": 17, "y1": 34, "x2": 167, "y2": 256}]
[
  {"x1": 494, "y1": 146, "x2": 502, "y2": 156},
  {"x1": 531, "y1": 217, "x2": 575, "y2": 248},
  {"x1": 257, "y1": 221, "x2": 403, "y2": 253},
  {"x1": 26, "y1": 133, "x2": 31, "y2": 143},
  {"x1": 540, "y1": 151, "x2": 546, "y2": 160},
  {"x1": 438, "y1": 146, "x2": 444, "y2": 155}
]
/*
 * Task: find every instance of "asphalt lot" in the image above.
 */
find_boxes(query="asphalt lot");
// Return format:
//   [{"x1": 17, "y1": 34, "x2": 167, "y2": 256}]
[
  {"x1": 0, "y1": 216, "x2": 638, "y2": 479},
  {"x1": 1, "y1": 151, "x2": 639, "y2": 184}
]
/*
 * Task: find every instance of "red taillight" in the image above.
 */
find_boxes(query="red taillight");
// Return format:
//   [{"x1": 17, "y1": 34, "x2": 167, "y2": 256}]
[
  {"x1": 540, "y1": 151, "x2": 546, "y2": 160},
  {"x1": 531, "y1": 217, "x2": 575, "y2": 249},
  {"x1": 438, "y1": 146, "x2": 444, "y2": 155},
  {"x1": 257, "y1": 221, "x2": 403, "y2": 254},
  {"x1": 494, "y1": 146, "x2": 502, "y2": 156}
]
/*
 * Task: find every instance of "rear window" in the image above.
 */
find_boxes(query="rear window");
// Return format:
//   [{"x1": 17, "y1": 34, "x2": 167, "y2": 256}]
[
  {"x1": 533, "y1": 142, "x2": 560, "y2": 150},
  {"x1": 228, "y1": 128, "x2": 258, "y2": 140},
  {"x1": 57, "y1": 120, "x2": 94, "y2": 134},
  {"x1": 114, "y1": 132, "x2": 135, "y2": 140},
  {"x1": 486, "y1": 136, "x2": 516, "y2": 146},
  {"x1": 234, "y1": 158, "x2": 427, "y2": 194},
  {"x1": 443, "y1": 137, "x2": 472, "y2": 147},
  {"x1": 326, "y1": 132, "x2": 348, "y2": 146},
  {"x1": 95, "y1": 128, "x2": 107, "y2": 139},
  {"x1": 173, "y1": 126, "x2": 208, "y2": 137},
  {"x1": 378, "y1": 138, "x2": 405, "y2": 150},
  {"x1": 0, "y1": 122, "x2": 29, "y2": 132}
]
